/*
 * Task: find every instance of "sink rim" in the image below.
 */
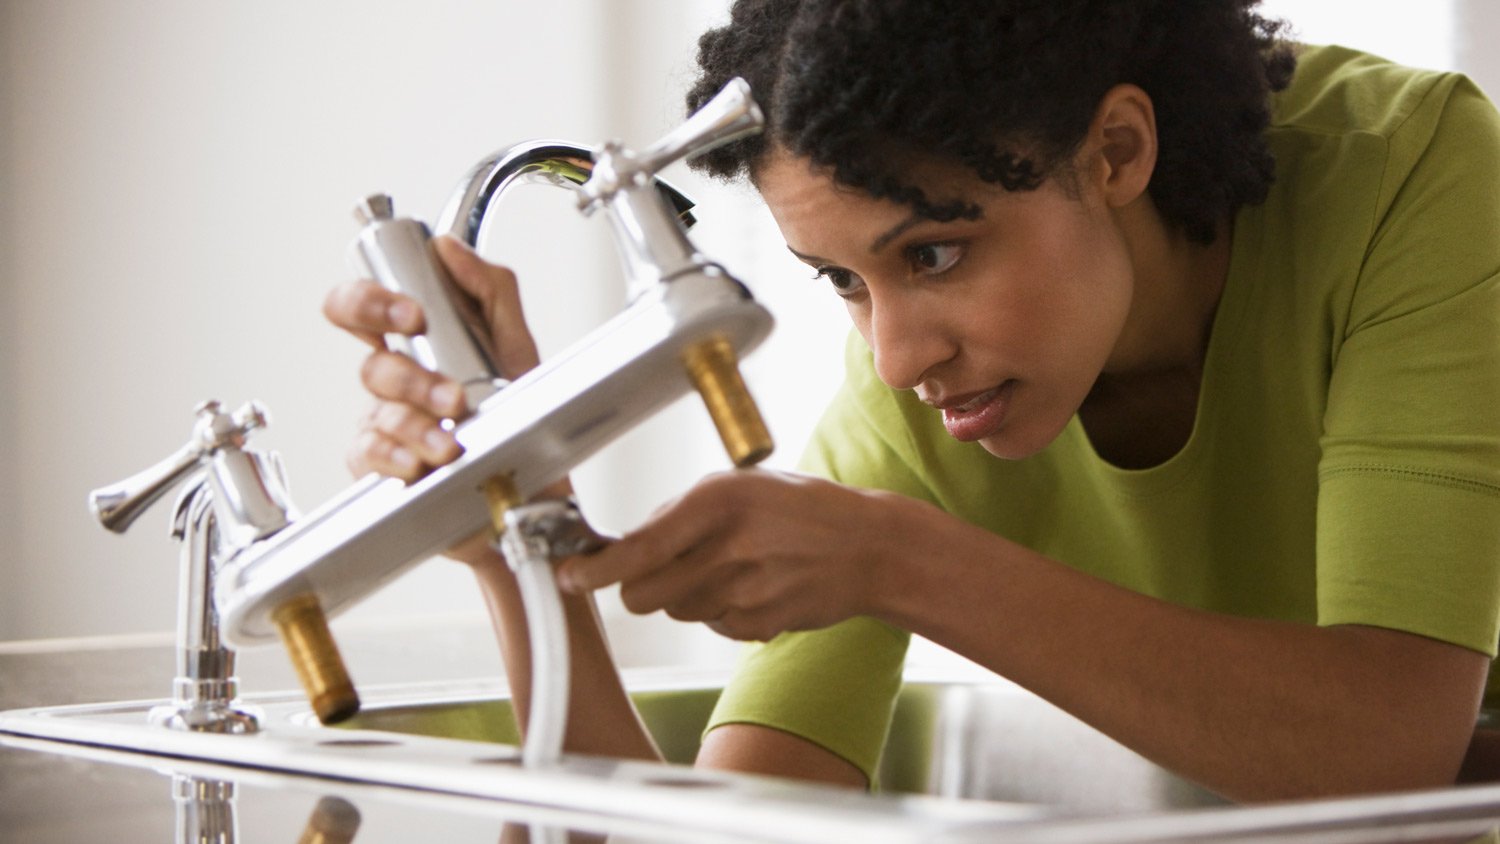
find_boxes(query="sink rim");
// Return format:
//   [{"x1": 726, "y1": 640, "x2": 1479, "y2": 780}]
[
  {"x1": 14, "y1": 666, "x2": 1500, "y2": 844},
  {"x1": 0, "y1": 667, "x2": 1062, "y2": 844}
]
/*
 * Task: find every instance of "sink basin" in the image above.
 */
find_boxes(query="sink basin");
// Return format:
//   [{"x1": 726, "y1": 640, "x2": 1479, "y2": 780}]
[
  {"x1": 14, "y1": 657, "x2": 1500, "y2": 843},
  {"x1": 333, "y1": 672, "x2": 1225, "y2": 812},
  {"x1": 0, "y1": 668, "x2": 1071, "y2": 843},
  {"x1": 25, "y1": 662, "x2": 1500, "y2": 844}
]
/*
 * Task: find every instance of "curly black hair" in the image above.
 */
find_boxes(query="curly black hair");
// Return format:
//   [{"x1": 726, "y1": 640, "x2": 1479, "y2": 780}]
[{"x1": 686, "y1": 0, "x2": 1296, "y2": 244}]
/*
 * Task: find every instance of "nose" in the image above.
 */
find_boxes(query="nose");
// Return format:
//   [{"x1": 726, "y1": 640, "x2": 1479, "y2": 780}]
[{"x1": 865, "y1": 291, "x2": 956, "y2": 392}]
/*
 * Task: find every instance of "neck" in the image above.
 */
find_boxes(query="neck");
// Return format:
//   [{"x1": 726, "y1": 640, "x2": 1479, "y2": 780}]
[{"x1": 1108, "y1": 200, "x2": 1232, "y2": 380}]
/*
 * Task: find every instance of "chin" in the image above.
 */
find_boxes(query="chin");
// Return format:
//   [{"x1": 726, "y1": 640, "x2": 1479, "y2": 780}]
[
  {"x1": 977, "y1": 416, "x2": 1069, "y2": 461},
  {"x1": 978, "y1": 439, "x2": 1040, "y2": 461}
]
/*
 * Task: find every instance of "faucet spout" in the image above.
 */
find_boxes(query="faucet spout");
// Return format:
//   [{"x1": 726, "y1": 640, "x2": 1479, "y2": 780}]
[{"x1": 433, "y1": 140, "x2": 696, "y2": 247}]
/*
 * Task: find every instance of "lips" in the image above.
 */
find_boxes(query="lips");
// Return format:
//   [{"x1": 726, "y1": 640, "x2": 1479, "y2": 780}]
[{"x1": 933, "y1": 380, "x2": 1016, "y2": 442}]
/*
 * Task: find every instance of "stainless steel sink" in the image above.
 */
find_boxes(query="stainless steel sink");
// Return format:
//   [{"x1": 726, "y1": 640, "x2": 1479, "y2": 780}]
[
  {"x1": 0, "y1": 668, "x2": 1066, "y2": 844},
  {"x1": 14, "y1": 666, "x2": 1500, "y2": 843},
  {"x1": 332, "y1": 672, "x2": 1225, "y2": 812}
]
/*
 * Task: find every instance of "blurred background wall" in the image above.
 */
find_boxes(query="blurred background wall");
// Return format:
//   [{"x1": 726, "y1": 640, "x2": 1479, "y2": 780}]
[{"x1": 0, "y1": 1, "x2": 1493, "y2": 671}]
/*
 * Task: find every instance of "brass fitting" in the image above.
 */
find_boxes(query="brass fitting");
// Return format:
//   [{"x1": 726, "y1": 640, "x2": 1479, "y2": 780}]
[
  {"x1": 296, "y1": 796, "x2": 361, "y2": 844},
  {"x1": 483, "y1": 474, "x2": 524, "y2": 536},
  {"x1": 683, "y1": 336, "x2": 774, "y2": 468},
  {"x1": 272, "y1": 593, "x2": 359, "y2": 724}
]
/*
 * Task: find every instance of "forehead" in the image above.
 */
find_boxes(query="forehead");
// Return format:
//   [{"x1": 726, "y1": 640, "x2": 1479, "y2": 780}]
[
  {"x1": 754, "y1": 156, "x2": 900, "y2": 251},
  {"x1": 754, "y1": 148, "x2": 1009, "y2": 253},
  {"x1": 756, "y1": 144, "x2": 1013, "y2": 218}
]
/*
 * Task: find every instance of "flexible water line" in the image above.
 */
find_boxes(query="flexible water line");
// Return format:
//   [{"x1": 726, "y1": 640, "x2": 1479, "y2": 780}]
[
  {"x1": 512, "y1": 550, "x2": 569, "y2": 768},
  {"x1": 496, "y1": 498, "x2": 610, "y2": 769}
]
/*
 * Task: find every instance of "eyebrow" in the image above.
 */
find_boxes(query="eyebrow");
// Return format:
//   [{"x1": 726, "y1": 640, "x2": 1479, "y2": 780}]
[
  {"x1": 869, "y1": 214, "x2": 924, "y2": 253},
  {"x1": 786, "y1": 213, "x2": 928, "y2": 266}
]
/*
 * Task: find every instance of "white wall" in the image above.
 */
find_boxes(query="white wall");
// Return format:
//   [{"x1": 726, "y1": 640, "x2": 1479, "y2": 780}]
[
  {"x1": 0, "y1": 2, "x2": 17, "y2": 641},
  {"x1": 1455, "y1": 0, "x2": 1500, "y2": 97},
  {"x1": 1261, "y1": 0, "x2": 1455, "y2": 69},
  {"x1": 0, "y1": 0, "x2": 848, "y2": 668},
  {"x1": 0, "y1": 1, "x2": 1491, "y2": 666}
]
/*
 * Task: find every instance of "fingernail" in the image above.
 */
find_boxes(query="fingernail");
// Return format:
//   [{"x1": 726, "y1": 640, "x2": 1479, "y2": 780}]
[
  {"x1": 556, "y1": 567, "x2": 580, "y2": 593},
  {"x1": 389, "y1": 300, "x2": 420, "y2": 332},
  {"x1": 390, "y1": 447, "x2": 419, "y2": 472},
  {"x1": 430, "y1": 382, "x2": 463, "y2": 414},
  {"x1": 424, "y1": 428, "x2": 455, "y2": 455}
]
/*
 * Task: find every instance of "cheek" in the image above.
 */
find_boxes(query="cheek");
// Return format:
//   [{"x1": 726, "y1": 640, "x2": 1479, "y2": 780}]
[
  {"x1": 1041, "y1": 216, "x2": 1134, "y2": 352},
  {"x1": 995, "y1": 227, "x2": 1132, "y2": 358}
]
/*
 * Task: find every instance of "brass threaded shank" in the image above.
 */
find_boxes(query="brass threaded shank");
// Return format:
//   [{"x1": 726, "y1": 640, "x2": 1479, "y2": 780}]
[
  {"x1": 684, "y1": 336, "x2": 774, "y2": 468},
  {"x1": 272, "y1": 593, "x2": 359, "y2": 724},
  {"x1": 482, "y1": 474, "x2": 524, "y2": 537},
  {"x1": 296, "y1": 796, "x2": 362, "y2": 844}
]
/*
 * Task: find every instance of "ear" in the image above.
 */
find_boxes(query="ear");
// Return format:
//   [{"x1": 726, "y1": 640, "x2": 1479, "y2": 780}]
[{"x1": 1085, "y1": 84, "x2": 1157, "y2": 208}]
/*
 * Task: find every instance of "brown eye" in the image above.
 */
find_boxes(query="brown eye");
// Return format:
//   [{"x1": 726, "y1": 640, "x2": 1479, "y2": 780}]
[
  {"x1": 815, "y1": 266, "x2": 865, "y2": 297},
  {"x1": 909, "y1": 242, "x2": 964, "y2": 275}
]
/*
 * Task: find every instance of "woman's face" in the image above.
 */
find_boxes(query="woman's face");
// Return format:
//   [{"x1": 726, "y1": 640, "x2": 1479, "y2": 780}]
[{"x1": 756, "y1": 150, "x2": 1137, "y2": 460}]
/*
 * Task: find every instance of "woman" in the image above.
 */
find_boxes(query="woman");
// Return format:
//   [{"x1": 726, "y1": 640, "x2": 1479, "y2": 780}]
[{"x1": 323, "y1": 0, "x2": 1500, "y2": 802}]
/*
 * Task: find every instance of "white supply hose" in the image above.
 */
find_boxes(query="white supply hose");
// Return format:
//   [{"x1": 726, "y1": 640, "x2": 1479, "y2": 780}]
[
  {"x1": 497, "y1": 498, "x2": 609, "y2": 770},
  {"x1": 513, "y1": 551, "x2": 569, "y2": 768}
]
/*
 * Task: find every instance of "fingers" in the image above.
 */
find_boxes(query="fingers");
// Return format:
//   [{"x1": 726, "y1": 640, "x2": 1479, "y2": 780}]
[
  {"x1": 432, "y1": 236, "x2": 541, "y2": 378},
  {"x1": 556, "y1": 471, "x2": 775, "y2": 595},
  {"x1": 550, "y1": 470, "x2": 880, "y2": 643},
  {"x1": 616, "y1": 543, "x2": 740, "y2": 617},
  {"x1": 346, "y1": 400, "x2": 462, "y2": 482},
  {"x1": 330, "y1": 239, "x2": 542, "y2": 492},
  {"x1": 360, "y1": 349, "x2": 468, "y2": 419},
  {"x1": 323, "y1": 279, "x2": 425, "y2": 349},
  {"x1": 556, "y1": 532, "x2": 683, "y2": 598}
]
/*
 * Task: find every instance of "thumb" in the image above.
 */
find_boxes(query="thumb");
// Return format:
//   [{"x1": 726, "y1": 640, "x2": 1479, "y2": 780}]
[{"x1": 431, "y1": 235, "x2": 540, "y2": 378}]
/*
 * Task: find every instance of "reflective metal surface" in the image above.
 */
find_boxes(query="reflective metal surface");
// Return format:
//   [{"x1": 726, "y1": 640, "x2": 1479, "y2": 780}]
[
  {"x1": 330, "y1": 674, "x2": 1224, "y2": 812},
  {"x1": 9, "y1": 639, "x2": 1500, "y2": 842},
  {"x1": 87, "y1": 400, "x2": 301, "y2": 734},
  {"x1": 215, "y1": 79, "x2": 774, "y2": 655},
  {"x1": 0, "y1": 670, "x2": 1053, "y2": 843}
]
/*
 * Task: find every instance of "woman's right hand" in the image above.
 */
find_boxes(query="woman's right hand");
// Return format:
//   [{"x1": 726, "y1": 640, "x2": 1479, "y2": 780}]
[{"x1": 321, "y1": 235, "x2": 542, "y2": 484}]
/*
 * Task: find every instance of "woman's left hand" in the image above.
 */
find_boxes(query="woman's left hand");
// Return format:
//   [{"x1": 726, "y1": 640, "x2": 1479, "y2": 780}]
[{"x1": 556, "y1": 470, "x2": 923, "y2": 641}]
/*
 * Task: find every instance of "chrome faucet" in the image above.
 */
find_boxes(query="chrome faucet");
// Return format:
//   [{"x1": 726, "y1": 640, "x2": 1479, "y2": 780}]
[
  {"x1": 211, "y1": 78, "x2": 773, "y2": 727},
  {"x1": 89, "y1": 400, "x2": 298, "y2": 733}
]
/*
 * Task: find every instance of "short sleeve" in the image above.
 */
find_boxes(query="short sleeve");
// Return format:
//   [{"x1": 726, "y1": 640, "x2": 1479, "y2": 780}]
[{"x1": 1316, "y1": 75, "x2": 1500, "y2": 655}]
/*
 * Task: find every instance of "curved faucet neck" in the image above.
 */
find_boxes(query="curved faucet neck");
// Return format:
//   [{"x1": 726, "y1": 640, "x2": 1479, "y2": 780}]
[{"x1": 433, "y1": 139, "x2": 701, "y2": 300}]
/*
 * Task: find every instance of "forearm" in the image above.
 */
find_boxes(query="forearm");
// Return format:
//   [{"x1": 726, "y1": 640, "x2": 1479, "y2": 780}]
[
  {"x1": 874, "y1": 505, "x2": 1487, "y2": 802},
  {"x1": 466, "y1": 548, "x2": 660, "y2": 761}
]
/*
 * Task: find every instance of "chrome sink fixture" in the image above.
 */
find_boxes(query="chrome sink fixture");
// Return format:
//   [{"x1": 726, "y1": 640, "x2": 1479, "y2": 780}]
[
  {"x1": 85, "y1": 77, "x2": 776, "y2": 754},
  {"x1": 87, "y1": 399, "x2": 300, "y2": 734},
  {"x1": 209, "y1": 77, "x2": 777, "y2": 742}
]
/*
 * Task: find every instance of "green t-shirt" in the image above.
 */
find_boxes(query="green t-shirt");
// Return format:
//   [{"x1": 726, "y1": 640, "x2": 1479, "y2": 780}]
[{"x1": 704, "y1": 45, "x2": 1500, "y2": 785}]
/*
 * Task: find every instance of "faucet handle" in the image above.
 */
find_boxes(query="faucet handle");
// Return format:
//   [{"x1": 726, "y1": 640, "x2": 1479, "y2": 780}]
[
  {"x1": 637, "y1": 77, "x2": 763, "y2": 176},
  {"x1": 580, "y1": 78, "x2": 762, "y2": 212},
  {"x1": 352, "y1": 194, "x2": 394, "y2": 226},
  {"x1": 90, "y1": 440, "x2": 209, "y2": 533},
  {"x1": 350, "y1": 194, "x2": 506, "y2": 414},
  {"x1": 88, "y1": 399, "x2": 277, "y2": 535}
]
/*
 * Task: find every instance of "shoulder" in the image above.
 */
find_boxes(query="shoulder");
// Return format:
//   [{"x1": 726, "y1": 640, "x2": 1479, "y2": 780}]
[
  {"x1": 1272, "y1": 43, "x2": 1494, "y2": 147},
  {"x1": 1240, "y1": 45, "x2": 1500, "y2": 332}
]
